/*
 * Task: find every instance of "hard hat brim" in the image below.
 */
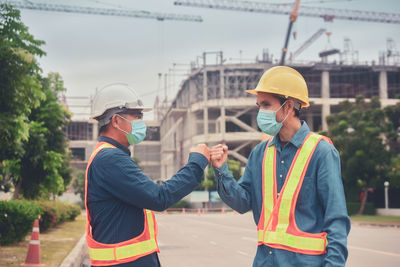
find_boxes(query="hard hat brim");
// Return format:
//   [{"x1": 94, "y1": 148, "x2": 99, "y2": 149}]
[
  {"x1": 246, "y1": 89, "x2": 259, "y2": 95},
  {"x1": 246, "y1": 89, "x2": 310, "y2": 108}
]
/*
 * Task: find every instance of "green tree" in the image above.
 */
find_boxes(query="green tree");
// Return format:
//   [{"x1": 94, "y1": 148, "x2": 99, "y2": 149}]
[
  {"x1": 72, "y1": 171, "x2": 85, "y2": 206},
  {"x1": 15, "y1": 73, "x2": 72, "y2": 199},
  {"x1": 384, "y1": 101, "x2": 400, "y2": 153},
  {"x1": 0, "y1": 4, "x2": 72, "y2": 199},
  {"x1": 0, "y1": 4, "x2": 45, "y2": 162},
  {"x1": 326, "y1": 96, "x2": 397, "y2": 214},
  {"x1": 201, "y1": 158, "x2": 242, "y2": 191},
  {"x1": 385, "y1": 101, "x2": 400, "y2": 188}
]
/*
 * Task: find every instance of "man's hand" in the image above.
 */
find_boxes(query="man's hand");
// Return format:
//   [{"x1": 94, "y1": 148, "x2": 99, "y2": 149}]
[
  {"x1": 210, "y1": 144, "x2": 228, "y2": 168},
  {"x1": 189, "y1": 144, "x2": 210, "y2": 161}
]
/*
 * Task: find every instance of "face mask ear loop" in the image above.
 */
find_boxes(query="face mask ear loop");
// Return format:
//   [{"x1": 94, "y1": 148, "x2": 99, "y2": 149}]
[
  {"x1": 115, "y1": 114, "x2": 130, "y2": 135},
  {"x1": 277, "y1": 100, "x2": 289, "y2": 124}
]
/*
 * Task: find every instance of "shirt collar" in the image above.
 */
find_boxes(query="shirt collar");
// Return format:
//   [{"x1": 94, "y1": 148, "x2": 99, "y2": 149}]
[
  {"x1": 99, "y1": 136, "x2": 131, "y2": 156},
  {"x1": 268, "y1": 121, "x2": 311, "y2": 149}
]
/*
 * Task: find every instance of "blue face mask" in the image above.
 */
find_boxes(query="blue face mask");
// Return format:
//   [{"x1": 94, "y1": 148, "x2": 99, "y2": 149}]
[
  {"x1": 117, "y1": 115, "x2": 147, "y2": 145},
  {"x1": 257, "y1": 101, "x2": 288, "y2": 136}
]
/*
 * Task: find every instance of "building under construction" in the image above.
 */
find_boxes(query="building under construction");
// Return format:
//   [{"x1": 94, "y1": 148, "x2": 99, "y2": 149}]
[
  {"x1": 64, "y1": 53, "x2": 400, "y2": 182},
  {"x1": 155, "y1": 51, "x2": 400, "y2": 181}
]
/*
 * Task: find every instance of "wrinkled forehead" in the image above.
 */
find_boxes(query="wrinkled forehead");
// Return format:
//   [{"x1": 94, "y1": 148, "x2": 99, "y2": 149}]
[{"x1": 119, "y1": 109, "x2": 143, "y2": 119}]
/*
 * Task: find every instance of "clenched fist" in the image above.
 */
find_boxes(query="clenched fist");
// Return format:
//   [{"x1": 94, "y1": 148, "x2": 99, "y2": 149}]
[
  {"x1": 210, "y1": 144, "x2": 228, "y2": 168},
  {"x1": 189, "y1": 144, "x2": 210, "y2": 161}
]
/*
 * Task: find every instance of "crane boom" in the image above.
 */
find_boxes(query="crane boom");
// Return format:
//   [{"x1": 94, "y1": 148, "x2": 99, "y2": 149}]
[
  {"x1": 174, "y1": 0, "x2": 400, "y2": 24},
  {"x1": 2, "y1": 0, "x2": 203, "y2": 22},
  {"x1": 290, "y1": 28, "x2": 326, "y2": 61}
]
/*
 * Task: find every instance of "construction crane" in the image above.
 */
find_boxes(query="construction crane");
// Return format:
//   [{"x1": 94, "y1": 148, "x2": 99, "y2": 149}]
[
  {"x1": 173, "y1": 0, "x2": 400, "y2": 24},
  {"x1": 280, "y1": 0, "x2": 300, "y2": 65},
  {"x1": 289, "y1": 28, "x2": 326, "y2": 62},
  {"x1": 2, "y1": 0, "x2": 203, "y2": 22},
  {"x1": 174, "y1": 0, "x2": 400, "y2": 64}
]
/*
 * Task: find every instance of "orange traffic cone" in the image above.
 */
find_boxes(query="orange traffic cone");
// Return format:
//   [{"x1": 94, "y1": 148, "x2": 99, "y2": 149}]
[
  {"x1": 221, "y1": 208, "x2": 225, "y2": 214},
  {"x1": 197, "y1": 208, "x2": 201, "y2": 216},
  {"x1": 21, "y1": 218, "x2": 45, "y2": 266},
  {"x1": 182, "y1": 208, "x2": 186, "y2": 215}
]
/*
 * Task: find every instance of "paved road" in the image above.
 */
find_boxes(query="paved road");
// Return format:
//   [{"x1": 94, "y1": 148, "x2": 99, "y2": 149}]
[{"x1": 157, "y1": 212, "x2": 400, "y2": 267}]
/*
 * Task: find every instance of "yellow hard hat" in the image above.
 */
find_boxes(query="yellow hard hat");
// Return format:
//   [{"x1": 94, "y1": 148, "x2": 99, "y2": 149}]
[{"x1": 246, "y1": 66, "x2": 309, "y2": 108}]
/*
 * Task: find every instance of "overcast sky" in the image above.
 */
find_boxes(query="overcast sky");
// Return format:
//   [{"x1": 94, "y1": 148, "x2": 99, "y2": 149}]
[{"x1": 13, "y1": 0, "x2": 400, "y2": 119}]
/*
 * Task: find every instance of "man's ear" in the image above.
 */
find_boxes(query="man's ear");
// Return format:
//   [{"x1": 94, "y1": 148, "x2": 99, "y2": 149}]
[
  {"x1": 111, "y1": 114, "x2": 119, "y2": 129},
  {"x1": 285, "y1": 100, "x2": 296, "y2": 116}
]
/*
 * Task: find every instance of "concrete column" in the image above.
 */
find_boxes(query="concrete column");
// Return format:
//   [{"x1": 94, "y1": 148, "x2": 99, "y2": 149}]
[
  {"x1": 92, "y1": 120, "x2": 98, "y2": 140},
  {"x1": 203, "y1": 53, "x2": 208, "y2": 141},
  {"x1": 220, "y1": 67, "x2": 226, "y2": 142},
  {"x1": 321, "y1": 71, "x2": 330, "y2": 131},
  {"x1": 306, "y1": 110, "x2": 314, "y2": 131},
  {"x1": 379, "y1": 71, "x2": 388, "y2": 99}
]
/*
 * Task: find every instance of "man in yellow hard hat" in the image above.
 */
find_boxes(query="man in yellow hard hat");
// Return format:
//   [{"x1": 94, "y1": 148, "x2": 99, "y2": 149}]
[{"x1": 210, "y1": 66, "x2": 350, "y2": 266}]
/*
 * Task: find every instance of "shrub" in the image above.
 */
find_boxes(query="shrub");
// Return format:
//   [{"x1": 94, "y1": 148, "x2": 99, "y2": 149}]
[
  {"x1": 171, "y1": 200, "x2": 190, "y2": 209},
  {"x1": 35, "y1": 201, "x2": 81, "y2": 232},
  {"x1": 0, "y1": 200, "x2": 41, "y2": 245},
  {"x1": 346, "y1": 202, "x2": 376, "y2": 215}
]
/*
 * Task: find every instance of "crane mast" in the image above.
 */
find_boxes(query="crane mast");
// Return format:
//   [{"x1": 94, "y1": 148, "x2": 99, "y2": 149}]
[{"x1": 280, "y1": 0, "x2": 300, "y2": 65}]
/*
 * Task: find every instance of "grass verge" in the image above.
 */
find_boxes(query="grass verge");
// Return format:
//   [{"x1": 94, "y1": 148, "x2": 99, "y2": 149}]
[
  {"x1": 350, "y1": 215, "x2": 400, "y2": 224},
  {"x1": 0, "y1": 212, "x2": 85, "y2": 267}
]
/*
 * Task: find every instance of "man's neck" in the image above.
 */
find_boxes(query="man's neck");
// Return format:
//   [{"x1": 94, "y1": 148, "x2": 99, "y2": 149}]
[
  {"x1": 100, "y1": 132, "x2": 129, "y2": 148},
  {"x1": 278, "y1": 118, "x2": 301, "y2": 143}
]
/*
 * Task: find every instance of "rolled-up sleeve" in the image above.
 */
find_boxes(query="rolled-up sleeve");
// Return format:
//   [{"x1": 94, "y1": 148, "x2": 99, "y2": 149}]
[
  {"x1": 94, "y1": 150, "x2": 208, "y2": 211},
  {"x1": 316, "y1": 144, "x2": 351, "y2": 266}
]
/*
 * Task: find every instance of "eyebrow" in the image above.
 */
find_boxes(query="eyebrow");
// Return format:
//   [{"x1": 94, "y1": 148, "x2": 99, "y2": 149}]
[{"x1": 256, "y1": 100, "x2": 269, "y2": 107}]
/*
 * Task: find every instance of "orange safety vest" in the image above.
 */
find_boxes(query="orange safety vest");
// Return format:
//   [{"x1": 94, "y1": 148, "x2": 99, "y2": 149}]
[
  {"x1": 257, "y1": 133, "x2": 332, "y2": 255},
  {"x1": 85, "y1": 142, "x2": 159, "y2": 266}
]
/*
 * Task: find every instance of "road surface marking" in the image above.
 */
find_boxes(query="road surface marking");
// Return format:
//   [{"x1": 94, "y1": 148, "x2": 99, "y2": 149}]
[
  {"x1": 210, "y1": 241, "x2": 217, "y2": 245},
  {"x1": 183, "y1": 217, "x2": 253, "y2": 233},
  {"x1": 348, "y1": 245, "x2": 400, "y2": 257},
  {"x1": 237, "y1": 250, "x2": 249, "y2": 256},
  {"x1": 242, "y1": 236, "x2": 255, "y2": 242}
]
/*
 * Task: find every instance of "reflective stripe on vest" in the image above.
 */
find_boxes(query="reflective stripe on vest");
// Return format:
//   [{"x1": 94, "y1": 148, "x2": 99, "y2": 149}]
[
  {"x1": 257, "y1": 133, "x2": 330, "y2": 255},
  {"x1": 85, "y1": 142, "x2": 159, "y2": 266}
]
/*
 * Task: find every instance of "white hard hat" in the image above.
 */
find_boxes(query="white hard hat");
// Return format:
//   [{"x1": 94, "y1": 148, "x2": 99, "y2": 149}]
[{"x1": 92, "y1": 83, "x2": 151, "y2": 127}]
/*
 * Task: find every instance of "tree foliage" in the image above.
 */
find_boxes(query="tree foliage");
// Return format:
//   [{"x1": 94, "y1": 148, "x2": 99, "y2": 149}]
[
  {"x1": 0, "y1": 4, "x2": 72, "y2": 199},
  {"x1": 0, "y1": 4, "x2": 45, "y2": 162},
  {"x1": 326, "y1": 96, "x2": 398, "y2": 214},
  {"x1": 202, "y1": 159, "x2": 242, "y2": 191}
]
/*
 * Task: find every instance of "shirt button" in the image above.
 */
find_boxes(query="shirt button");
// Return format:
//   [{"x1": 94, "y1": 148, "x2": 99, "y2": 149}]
[
  {"x1": 218, "y1": 172, "x2": 222, "y2": 176},
  {"x1": 279, "y1": 174, "x2": 283, "y2": 178},
  {"x1": 281, "y1": 160, "x2": 284, "y2": 164},
  {"x1": 269, "y1": 251, "x2": 273, "y2": 255}
]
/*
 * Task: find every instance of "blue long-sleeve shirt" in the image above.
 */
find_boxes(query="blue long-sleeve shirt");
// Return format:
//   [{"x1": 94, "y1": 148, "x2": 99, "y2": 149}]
[
  {"x1": 214, "y1": 122, "x2": 350, "y2": 267},
  {"x1": 87, "y1": 136, "x2": 208, "y2": 267}
]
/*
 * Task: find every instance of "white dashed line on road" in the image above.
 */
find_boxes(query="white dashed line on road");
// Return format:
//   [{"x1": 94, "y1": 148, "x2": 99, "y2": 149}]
[
  {"x1": 237, "y1": 250, "x2": 249, "y2": 256},
  {"x1": 241, "y1": 236, "x2": 255, "y2": 242},
  {"x1": 348, "y1": 245, "x2": 400, "y2": 257}
]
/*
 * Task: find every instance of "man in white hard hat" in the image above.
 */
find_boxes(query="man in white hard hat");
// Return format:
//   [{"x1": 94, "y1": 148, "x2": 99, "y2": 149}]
[
  {"x1": 85, "y1": 83, "x2": 210, "y2": 266},
  {"x1": 210, "y1": 66, "x2": 350, "y2": 266}
]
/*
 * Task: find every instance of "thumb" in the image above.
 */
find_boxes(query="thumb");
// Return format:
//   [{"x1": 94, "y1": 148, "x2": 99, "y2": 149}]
[{"x1": 222, "y1": 145, "x2": 228, "y2": 153}]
